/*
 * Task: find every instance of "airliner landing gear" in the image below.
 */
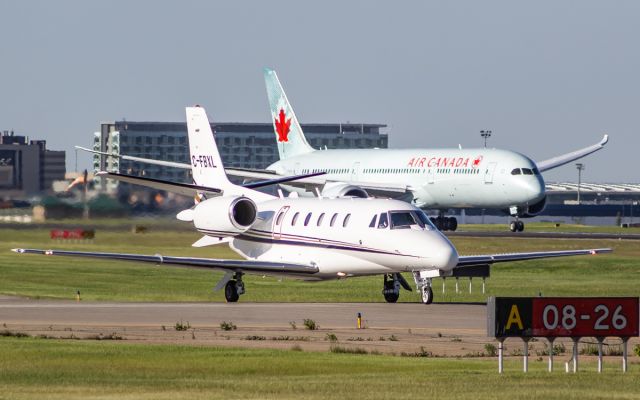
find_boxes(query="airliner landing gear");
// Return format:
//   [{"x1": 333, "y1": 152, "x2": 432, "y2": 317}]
[
  {"x1": 430, "y1": 216, "x2": 458, "y2": 231},
  {"x1": 382, "y1": 274, "x2": 401, "y2": 303},
  {"x1": 509, "y1": 220, "x2": 525, "y2": 233},
  {"x1": 224, "y1": 272, "x2": 245, "y2": 303}
]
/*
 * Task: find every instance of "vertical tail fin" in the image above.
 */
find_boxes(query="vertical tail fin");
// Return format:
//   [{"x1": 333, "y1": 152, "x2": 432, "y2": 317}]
[
  {"x1": 185, "y1": 106, "x2": 232, "y2": 190},
  {"x1": 263, "y1": 68, "x2": 314, "y2": 159}
]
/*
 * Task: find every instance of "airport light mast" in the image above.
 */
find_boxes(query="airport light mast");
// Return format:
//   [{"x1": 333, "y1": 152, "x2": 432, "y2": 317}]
[
  {"x1": 576, "y1": 163, "x2": 585, "y2": 204},
  {"x1": 480, "y1": 130, "x2": 492, "y2": 148}
]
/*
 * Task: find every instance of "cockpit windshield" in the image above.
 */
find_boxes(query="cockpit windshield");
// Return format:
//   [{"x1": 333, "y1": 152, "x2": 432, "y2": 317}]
[
  {"x1": 511, "y1": 167, "x2": 541, "y2": 176},
  {"x1": 388, "y1": 210, "x2": 436, "y2": 231}
]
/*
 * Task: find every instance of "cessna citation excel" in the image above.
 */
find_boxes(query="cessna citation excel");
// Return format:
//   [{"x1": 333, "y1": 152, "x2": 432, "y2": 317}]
[
  {"x1": 22, "y1": 106, "x2": 611, "y2": 304},
  {"x1": 251, "y1": 68, "x2": 609, "y2": 232}
]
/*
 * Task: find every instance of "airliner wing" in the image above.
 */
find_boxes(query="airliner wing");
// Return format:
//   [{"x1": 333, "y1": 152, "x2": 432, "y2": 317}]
[
  {"x1": 536, "y1": 135, "x2": 609, "y2": 172},
  {"x1": 95, "y1": 170, "x2": 326, "y2": 197},
  {"x1": 12, "y1": 248, "x2": 319, "y2": 278},
  {"x1": 456, "y1": 248, "x2": 611, "y2": 268}
]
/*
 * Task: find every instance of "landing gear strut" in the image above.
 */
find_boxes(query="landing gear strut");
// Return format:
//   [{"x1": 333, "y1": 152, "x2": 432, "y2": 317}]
[
  {"x1": 509, "y1": 220, "x2": 525, "y2": 232},
  {"x1": 223, "y1": 272, "x2": 245, "y2": 303}
]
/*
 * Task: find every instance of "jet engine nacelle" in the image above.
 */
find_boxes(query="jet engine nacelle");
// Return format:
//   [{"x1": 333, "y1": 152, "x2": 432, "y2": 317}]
[
  {"x1": 320, "y1": 182, "x2": 368, "y2": 198},
  {"x1": 193, "y1": 196, "x2": 257, "y2": 236}
]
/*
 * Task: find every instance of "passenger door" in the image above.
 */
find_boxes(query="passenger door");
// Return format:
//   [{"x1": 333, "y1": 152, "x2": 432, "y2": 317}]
[
  {"x1": 484, "y1": 162, "x2": 497, "y2": 184},
  {"x1": 272, "y1": 206, "x2": 290, "y2": 240}
]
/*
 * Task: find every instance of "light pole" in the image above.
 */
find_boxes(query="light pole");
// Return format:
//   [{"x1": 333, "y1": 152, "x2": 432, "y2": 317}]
[
  {"x1": 480, "y1": 130, "x2": 492, "y2": 148},
  {"x1": 576, "y1": 163, "x2": 585, "y2": 204}
]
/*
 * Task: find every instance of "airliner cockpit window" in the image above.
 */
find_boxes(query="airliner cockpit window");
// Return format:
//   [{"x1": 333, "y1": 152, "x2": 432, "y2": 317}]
[
  {"x1": 369, "y1": 215, "x2": 377, "y2": 228},
  {"x1": 522, "y1": 168, "x2": 533, "y2": 175},
  {"x1": 377, "y1": 212, "x2": 389, "y2": 229},
  {"x1": 389, "y1": 211, "x2": 423, "y2": 230},
  {"x1": 532, "y1": 168, "x2": 540, "y2": 175},
  {"x1": 511, "y1": 168, "x2": 521, "y2": 175}
]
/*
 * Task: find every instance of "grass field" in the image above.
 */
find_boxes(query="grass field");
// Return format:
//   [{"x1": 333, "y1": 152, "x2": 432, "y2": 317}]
[
  {"x1": 0, "y1": 336, "x2": 638, "y2": 400},
  {"x1": 1, "y1": 222, "x2": 638, "y2": 303}
]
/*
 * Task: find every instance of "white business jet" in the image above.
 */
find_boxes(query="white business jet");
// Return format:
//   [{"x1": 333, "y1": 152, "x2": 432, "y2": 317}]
[{"x1": 14, "y1": 107, "x2": 610, "y2": 304}]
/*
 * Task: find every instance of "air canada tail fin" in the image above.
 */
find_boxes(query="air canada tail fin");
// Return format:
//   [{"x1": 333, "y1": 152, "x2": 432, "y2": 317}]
[
  {"x1": 186, "y1": 106, "x2": 233, "y2": 190},
  {"x1": 264, "y1": 68, "x2": 314, "y2": 159}
]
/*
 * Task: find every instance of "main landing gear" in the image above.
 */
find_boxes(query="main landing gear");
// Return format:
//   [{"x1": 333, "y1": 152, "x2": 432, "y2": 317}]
[
  {"x1": 430, "y1": 216, "x2": 458, "y2": 231},
  {"x1": 223, "y1": 272, "x2": 245, "y2": 303},
  {"x1": 382, "y1": 273, "x2": 413, "y2": 303},
  {"x1": 509, "y1": 220, "x2": 525, "y2": 232}
]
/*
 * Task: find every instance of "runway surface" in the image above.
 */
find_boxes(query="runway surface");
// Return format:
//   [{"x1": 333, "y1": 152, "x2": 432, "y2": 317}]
[
  {"x1": 447, "y1": 230, "x2": 640, "y2": 240},
  {"x1": 0, "y1": 296, "x2": 485, "y2": 330}
]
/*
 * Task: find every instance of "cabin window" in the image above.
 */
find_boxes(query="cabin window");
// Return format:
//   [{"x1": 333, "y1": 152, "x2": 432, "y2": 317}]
[
  {"x1": 389, "y1": 211, "x2": 422, "y2": 230},
  {"x1": 343, "y1": 214, "x2": 351, "y2": 227},
  {"x1": 275, "y1": 211, "x2": 285, "y2": 226},
  {"x1": 511, "y1": 168, "x2": 521, "y2": 175},
  {"x1": 377, "y1": 212, "x2": 389, "y2": 229},
  {"x1": 291, "y1": 212, "x2": 299, "y2": 226},
  {"x1": 369, "y1": 215, "x2": 377, "y2": 228},
  {"x1": 317, "y1": 213, "x2": 325, "y2": 226},
  {"x1": 330, "y1": 213, "x2": 338, "y2": 227},
  {"x1": 304, "y1": 212, "x2": 312, "y2": 226}
]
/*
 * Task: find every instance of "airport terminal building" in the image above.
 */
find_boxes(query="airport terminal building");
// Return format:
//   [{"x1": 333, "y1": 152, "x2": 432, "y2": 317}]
[
  {"x1": 93, "y1": 120, "x2": 388, "y2": 192},
  {"x1": 0, "y1": 131, "x2": 66, "y2": 198}
]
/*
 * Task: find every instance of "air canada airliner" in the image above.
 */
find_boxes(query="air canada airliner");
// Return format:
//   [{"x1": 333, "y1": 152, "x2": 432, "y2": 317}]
[
  {"x1": 16, "y1": 106, "x2": 610, "y2": 304},
  {"x1": 250, "y1": 68, "x2": 609, "y2": 232}
]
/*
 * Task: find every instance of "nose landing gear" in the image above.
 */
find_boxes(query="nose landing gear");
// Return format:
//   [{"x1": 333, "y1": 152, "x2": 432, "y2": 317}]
[{"x1": 509, "y1": 220, "x2": 525, "y2": 232}]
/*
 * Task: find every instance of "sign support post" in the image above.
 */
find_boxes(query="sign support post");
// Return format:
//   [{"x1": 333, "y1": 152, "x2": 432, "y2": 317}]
[
  {"x1": 572, "y1": 338, "x2": 579, "y2": 373},
  {"x1": 622, "y1": 337, "x2": 628, "y2": 373},
  {"x1": 547, "y1": 338, "x2": 554, "y2": 372},
  {"x1": 498, "y1": 339, "x2": 504, "y2": 374}
]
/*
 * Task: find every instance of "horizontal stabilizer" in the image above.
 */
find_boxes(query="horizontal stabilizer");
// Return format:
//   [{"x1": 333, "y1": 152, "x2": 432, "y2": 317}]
[{"x1": 96, "y1": 171, "x2": 222, "y2": 197}]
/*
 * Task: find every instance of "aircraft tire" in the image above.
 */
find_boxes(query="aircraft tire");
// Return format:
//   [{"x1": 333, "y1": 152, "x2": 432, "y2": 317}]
[
  {"x1": 384, "y1": 292, "x2": 399, "y2": 303},
  {"x1": 224, "y1": 280, "x2": 240, "y2": 303},
  {"x1": 517, "y1": 221, "x2": 525, "y2": 232},
  {"x1": 509, "y1": 221, "x2": 518, "y2": 232},
  {"x1": 449, "y1": 217, "x2": 458, "y2": 232},
  {"x1": 421, "y1": 286, "x2": 434, "y2": 305}
]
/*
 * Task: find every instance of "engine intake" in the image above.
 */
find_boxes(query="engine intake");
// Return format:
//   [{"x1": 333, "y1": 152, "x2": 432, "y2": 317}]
[{"x1": 193, "y1": 196, "x2": 257, "y2": 236}]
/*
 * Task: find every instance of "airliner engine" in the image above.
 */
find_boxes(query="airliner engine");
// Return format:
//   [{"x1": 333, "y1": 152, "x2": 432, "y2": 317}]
[
  {"x1": 193, "y1": 196, "x2": 257, "y2": 236},
  {"x1": 321, "y1": 182, "x2": 368, "y2": 198}
]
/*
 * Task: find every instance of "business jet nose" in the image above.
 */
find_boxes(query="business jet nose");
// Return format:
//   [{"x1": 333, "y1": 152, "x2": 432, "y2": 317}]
[{"x1": 433, "y1": 237, "x2": 459, "y2": 271}]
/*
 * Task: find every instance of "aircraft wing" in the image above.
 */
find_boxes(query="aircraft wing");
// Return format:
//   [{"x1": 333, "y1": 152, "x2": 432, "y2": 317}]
[
  {"x1": 536, "y1": 135, "x2": 609, "y2": 172},
  {"x1": 456, "y1": 248, "x2": 612, "y2": 268},
  {"x1": 12, "y1": 248, "x2": 319, "y2": 278},
  {"x1": 225, "y1": 167, "x2": 411, "y2": 197}
]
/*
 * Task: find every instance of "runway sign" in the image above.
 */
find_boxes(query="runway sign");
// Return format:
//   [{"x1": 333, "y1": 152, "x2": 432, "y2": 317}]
[{"x1": 487, "y1": 297, "x2": 639, "y2": 338}]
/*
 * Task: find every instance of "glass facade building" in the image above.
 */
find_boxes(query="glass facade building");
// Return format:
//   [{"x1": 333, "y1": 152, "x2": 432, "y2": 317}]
[{"x1": 93, "y1": 121, "x2": 388, "y2": 192}]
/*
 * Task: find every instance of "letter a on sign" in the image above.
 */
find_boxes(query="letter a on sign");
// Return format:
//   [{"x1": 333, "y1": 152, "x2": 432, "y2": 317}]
[{"x1": 506, "y1": 304, "x2": 523, "y2": 330}]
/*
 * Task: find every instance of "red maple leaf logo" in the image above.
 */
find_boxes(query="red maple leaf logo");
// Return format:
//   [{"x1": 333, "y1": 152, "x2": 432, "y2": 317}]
[
  {"x1": 274, "y1": 108, "x2": 291, "y2": 142},
  {"x1": 472, "y1": 156, "x2": 483, "y2": 167}
]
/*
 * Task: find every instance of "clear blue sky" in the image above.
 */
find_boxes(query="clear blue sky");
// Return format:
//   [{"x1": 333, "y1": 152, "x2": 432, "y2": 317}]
[{"x1": 1, "y1": 1, "x2": 637, "y2": 182}]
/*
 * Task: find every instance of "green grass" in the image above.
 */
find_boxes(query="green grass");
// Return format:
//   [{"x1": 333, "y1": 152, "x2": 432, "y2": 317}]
[
  {"x1": 0, "y1": 337, "x2": 637, "y2": 400},
  {"x1": 459, "y1": 222, "x2": 640, "y2": 234},
  {"x1": 1, "y1": 226, "x2": 639, "y2": 302}
]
